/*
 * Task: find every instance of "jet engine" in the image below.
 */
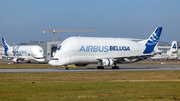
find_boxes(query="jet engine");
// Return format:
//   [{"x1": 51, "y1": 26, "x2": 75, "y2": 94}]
[
  {"x1": 12, "y1": 58, "x2": 19, "y2": 63},
  {"x1": 98, "y1": 59, "x2": 113, "y2": 67}
]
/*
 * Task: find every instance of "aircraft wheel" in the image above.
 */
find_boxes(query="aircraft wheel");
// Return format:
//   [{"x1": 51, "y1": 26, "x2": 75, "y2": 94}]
[
  {"x1": 97, "y1": 66, "x2": 104, "y2": 69},
  {"x1": 101, "y1": 66, "x2": 104, "y2": 69},
  {"x1": 27, "y1": 61, "x2": 31, "y2": 63},
  {"x1": 112, "y1": 66, "x2": 119, "y2": 69},
  {"x1": 66, "y1": 67, "x2": 70, "y2": 70}
]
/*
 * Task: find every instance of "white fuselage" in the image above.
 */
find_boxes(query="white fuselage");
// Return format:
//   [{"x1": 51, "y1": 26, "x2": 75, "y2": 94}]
[
  {"x1": 49, "y1": 37, "x2": 147, "y2": 66},
  {"x1": 7, "y1": 45, "x2": 45, "y2": 62}
]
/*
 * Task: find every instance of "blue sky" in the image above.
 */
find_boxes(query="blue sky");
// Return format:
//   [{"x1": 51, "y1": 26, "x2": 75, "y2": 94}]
[{"x1": 0, "y1": 0, "x2": 180, "y2": 44}]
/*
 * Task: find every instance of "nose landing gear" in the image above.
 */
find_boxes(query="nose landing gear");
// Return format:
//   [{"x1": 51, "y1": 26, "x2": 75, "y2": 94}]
[{"x1": 65, "y1": 65, "x2": 70, "y2": 70}]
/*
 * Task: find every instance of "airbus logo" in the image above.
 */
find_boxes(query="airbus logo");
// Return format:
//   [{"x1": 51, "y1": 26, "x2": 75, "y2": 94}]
[
  {"x1": 79, "y1": 45, "x2": 130, "y2": 52},
  {"x1": 79, "y1": 45, "x2": 108, "y2": 52},
  {"x1": 57, "y1": 45, "x2": 62, "y2": 50}
]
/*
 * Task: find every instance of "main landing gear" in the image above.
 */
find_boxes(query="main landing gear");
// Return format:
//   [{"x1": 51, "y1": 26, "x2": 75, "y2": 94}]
[
  {"x1": 97, "y1": 66, "x2": 104, "y2": 69},
  {"x1": 112, "y1": 66, "x2": 119, "y2": 69},
  {"x1": 112, "y1": 64, "x2": 119, "y2": 69},
  {"x1": 97, "y1": 65, "x2": 119, "y2": 69},
  {"x1": 27, "y1": 61, "x2": 31, "y2": 63}
]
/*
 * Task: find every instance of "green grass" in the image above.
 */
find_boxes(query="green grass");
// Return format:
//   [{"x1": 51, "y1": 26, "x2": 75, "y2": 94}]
[{"x1": 1, "y1": 71, "x2": 180, "y2": 101}]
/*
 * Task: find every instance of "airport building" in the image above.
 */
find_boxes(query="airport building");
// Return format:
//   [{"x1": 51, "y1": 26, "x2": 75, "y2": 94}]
[{"x1": 0, "y1": 46, "x2": 4, "y2": 55}]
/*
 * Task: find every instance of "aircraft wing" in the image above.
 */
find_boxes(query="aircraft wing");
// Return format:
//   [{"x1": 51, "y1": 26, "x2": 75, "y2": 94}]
[
  {"x1": 97, "y1": 53, "x2": 155, "y2": 63},
  {"x1": 1, "y1": 55, "x2": 26, "y2": 59}
]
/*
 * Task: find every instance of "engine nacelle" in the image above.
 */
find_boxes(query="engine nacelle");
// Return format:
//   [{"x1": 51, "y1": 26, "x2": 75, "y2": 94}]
[
  {"x1": 12, "y1": 58, "x2": 18, "y2": 62},
  {"x1": 75, "y1": 63, "x2": 89, "y2": 66},
  {"x1": 99, "y1": 59, "x2": 113, "y2": 67}
]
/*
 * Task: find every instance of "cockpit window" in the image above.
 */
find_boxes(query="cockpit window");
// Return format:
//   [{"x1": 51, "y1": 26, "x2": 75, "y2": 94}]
[
  {"x1": 39, "y1": 50, "x2": 43, "y2": 52},
  {"x1": 52, "y1": 58, "x2": 59, "y2": 60},
  {"x1": 57, "y1": 45, "x2": 62, "y2": 50}
]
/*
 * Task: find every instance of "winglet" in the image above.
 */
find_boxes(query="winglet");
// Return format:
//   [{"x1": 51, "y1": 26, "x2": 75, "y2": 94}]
[
  {"x1": 2, "y1": 38, "x2": 10, "y2": 56},
  {"x1": 143, "y1": 27, "x2": 163, "y2": 54}
]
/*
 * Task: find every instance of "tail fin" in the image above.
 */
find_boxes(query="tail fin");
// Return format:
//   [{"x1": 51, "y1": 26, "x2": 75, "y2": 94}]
[
  {"x1": 2, "y1": 38, "x2": 10, "y2": 56},
  {"x1": 139, "y1": 27, "x2": 163, "y2": 54},
  {"x1": 170, "y1": 41, "x2": 177, "y2": 53}
]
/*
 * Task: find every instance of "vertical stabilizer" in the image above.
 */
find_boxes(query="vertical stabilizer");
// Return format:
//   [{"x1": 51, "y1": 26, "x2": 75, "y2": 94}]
[
  {"x1": 143, "y1": 27, "x2": 163, "y2": 54},
  {"x1": 2, "y1": 38, "x2": 10, "y2": 56},
  {"x1": 170, "y1": 41, "x2": 178, "y2": 53}
]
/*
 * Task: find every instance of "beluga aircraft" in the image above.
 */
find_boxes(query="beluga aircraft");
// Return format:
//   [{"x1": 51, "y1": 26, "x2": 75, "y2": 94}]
[
  {"x1": 150, "y1": 41, "x2": 178, "y2": 60},
  {"x1": 49, "y1": 27, "x2": 163, "y2": 70},
  {"x1": 167, "y1": 41, "x2": 178, "y2": 55},
  {"x1": 2, "y1": 38, "x2": 45, "y2": 63}
]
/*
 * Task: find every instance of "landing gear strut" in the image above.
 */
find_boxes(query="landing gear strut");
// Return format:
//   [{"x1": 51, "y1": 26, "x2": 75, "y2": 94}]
[
  {"x1": 97, "y1": 66, "x2": 104, "y2": 69},
  {"x1": 112, "y1": 64, "x2": 119, "y2": 69}
]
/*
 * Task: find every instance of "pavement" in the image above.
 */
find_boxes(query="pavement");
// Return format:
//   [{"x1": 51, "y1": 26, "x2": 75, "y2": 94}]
[
  {"x1": 0, "y1": 64, "x2": 180, "y2": 73},
  {"x1": 0, "y1": 59, "x2": 180, "y2": 73}
]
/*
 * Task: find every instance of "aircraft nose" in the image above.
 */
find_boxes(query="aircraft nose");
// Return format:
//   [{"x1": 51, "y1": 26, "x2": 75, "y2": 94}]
[
  {"x1": 48, "y1": 60, "x2": 53, "y2": 65},
  {"x1": 48, "y1": 60, "x2": 56, "y2": 66},
  {"x1": 39, "y1": 59, "x2": 45, "y2": 62},
  {"x1": 35, "y1": 58, "x2": 45, "y2": 62}
]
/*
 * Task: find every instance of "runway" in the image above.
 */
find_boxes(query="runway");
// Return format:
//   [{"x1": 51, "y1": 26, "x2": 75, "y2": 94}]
[{"x1": 1, "y1": 64, "x2": 180, "y2": 73}]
